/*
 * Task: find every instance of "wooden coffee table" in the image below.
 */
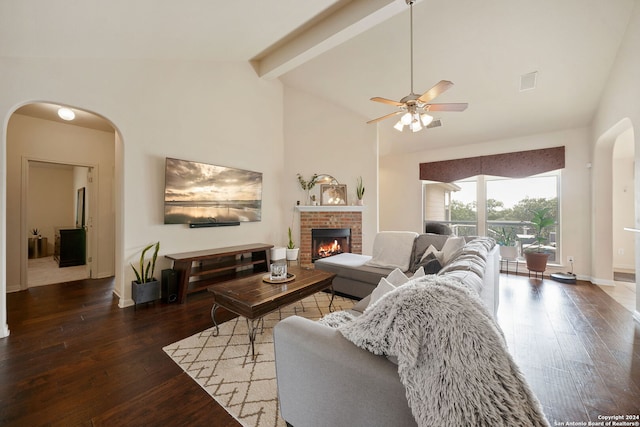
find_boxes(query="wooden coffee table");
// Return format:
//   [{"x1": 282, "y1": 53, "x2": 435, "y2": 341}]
[{"x1": 207, "y1": 266, "x2": 336, "y2": 358}]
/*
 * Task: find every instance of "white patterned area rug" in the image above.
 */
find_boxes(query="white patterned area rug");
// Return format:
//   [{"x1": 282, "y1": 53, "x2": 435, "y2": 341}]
[{"x1": 163, "y1": 292, "x2": 354, "y2": 427}]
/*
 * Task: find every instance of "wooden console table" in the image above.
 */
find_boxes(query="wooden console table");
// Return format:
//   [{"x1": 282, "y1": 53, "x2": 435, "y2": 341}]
[{"x1": 165, "y1": 243, "x2": 273, "y2": 303}]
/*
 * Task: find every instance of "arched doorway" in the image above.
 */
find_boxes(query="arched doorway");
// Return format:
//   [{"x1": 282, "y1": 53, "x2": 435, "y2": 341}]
[
  {"x1": 5, "y1": 102, "x2": 117, "y2": 298},
  {"x1": 592, "y1": 117, "x2": 637, "y2": 312}
]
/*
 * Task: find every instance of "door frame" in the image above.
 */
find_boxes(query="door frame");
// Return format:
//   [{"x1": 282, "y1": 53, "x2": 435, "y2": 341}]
[{"x1": 20, "y1": 157, "x2": 97, "y2": 289}]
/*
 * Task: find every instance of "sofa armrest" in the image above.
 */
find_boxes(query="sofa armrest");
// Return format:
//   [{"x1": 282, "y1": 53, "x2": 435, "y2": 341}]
[{"x1": 274, "y1": 316, "x2": 417, "y2": 427}]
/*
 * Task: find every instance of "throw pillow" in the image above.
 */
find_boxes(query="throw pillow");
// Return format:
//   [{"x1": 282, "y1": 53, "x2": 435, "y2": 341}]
[
  {"x1": 386, "y1": 268, "x2": 410, "y2": 286},
  {"x1": 441, "y1": 236, "x2": 466, "y2": 265},
  {"x1": 408, "y1": 233, "x2": 449, "y2": 271},
  {"x1": 369, "y1": 277, "x2": 396, "y2": 306},
  {"x1": 419, "y1": 244, "x2": 443, "y2": 263},
  {"x1": 411, "y1": 266, "x2": 425, "y2": 279},
  {"x1": 414, "y1": 252, "x2": 443, "y2": 274}
]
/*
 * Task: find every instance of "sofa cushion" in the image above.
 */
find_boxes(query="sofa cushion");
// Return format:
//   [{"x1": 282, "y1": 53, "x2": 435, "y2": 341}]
[
  {"x1": 365, "y1": 231, "x2": 418, "y2": 271},
  {"x1": 315, "y1": 252, "x2": 371, "y2": 267},
  {"x1": 439, "y1": 258, "x2": 485, "y2": 278},
  {"x1": 440, "y1": 270, "x2": 483, "y2": 295}
]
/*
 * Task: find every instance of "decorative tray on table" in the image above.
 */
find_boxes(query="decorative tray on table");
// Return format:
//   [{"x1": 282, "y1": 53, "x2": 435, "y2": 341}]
[{"x1": 262, "y1": 273, "x2": 296, "y2": 284}]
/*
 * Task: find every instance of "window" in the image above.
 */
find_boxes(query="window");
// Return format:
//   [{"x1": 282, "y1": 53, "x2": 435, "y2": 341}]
[
  {"x1": 424, "y1": 172, "x2": 560, "y2": 263},
  {"x1": 423, "y1": 179, "x2": 477, "y2": 237}
]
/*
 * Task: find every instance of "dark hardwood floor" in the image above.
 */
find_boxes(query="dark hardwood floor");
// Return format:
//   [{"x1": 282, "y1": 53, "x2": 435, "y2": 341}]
[{"x1": 0, "y1": 274, "x2": 638, "y2": 426}]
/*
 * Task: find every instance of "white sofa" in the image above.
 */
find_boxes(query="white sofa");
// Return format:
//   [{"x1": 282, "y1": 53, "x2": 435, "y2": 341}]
[{"x1": 274, "y1": 234, "x2": 499, "y2": 427}]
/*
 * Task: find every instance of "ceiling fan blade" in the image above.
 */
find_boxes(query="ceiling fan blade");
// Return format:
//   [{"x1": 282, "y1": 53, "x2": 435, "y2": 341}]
[
  {"x1": 370, "y1": 97, "x2": 404, "y2": 107},
  {"x1": 425, "y1": 103, "x2": 468, "y2": 112},
  {"x1": 366, "y1": 111, "x2": 401, "y2": 124},
  {"x1": 417, "y1": 80, "x2": 454, "y2": 103}
]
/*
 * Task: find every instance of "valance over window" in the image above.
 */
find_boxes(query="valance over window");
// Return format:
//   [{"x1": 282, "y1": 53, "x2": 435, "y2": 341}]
[{"x1": 419, "y1": 146, "x2": 565, "y2": 183}]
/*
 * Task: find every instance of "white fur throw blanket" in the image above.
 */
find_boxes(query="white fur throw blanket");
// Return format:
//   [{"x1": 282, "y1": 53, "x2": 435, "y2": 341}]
[{"x1": 321, "y1": 276, "x2": 549, "y2": 427}]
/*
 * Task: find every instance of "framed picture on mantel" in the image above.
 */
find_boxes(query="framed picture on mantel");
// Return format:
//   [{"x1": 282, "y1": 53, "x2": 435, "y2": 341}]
[{"x1": 320, "y1": 184, "x2": 347, "y2": 206}]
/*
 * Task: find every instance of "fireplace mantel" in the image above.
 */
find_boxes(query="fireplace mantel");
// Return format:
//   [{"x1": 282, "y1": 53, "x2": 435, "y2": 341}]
[{"x1": 295, "y1": 206, "x2": 365, "y2": 213}]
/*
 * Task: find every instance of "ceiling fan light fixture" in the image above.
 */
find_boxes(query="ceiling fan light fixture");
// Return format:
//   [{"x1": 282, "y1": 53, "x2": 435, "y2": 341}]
[
  {"x1": 57, "y1": 107, "x2": 75, "y2": 121},
  {"x1": 366, "y1": 0, "x2": 468, "y2": 130},
  {"x1": 420, "y1": 113, "x2": 433, "y2": 126}
]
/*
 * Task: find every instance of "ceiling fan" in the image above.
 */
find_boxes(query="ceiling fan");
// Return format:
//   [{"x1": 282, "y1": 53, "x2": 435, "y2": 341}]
[{"x1": 367, "y1": 0, "x2": 468, "y2": 132}]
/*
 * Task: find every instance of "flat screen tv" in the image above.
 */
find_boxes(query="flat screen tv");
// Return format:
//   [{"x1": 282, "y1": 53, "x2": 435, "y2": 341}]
[{"x1": 164, "y1": 157, "x2": 262, "y2": 225}]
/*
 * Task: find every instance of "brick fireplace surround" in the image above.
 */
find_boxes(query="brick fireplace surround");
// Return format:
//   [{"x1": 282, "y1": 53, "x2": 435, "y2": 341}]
[{"x1": 297, "y1": 206, "x2": 363, "y2": 267}]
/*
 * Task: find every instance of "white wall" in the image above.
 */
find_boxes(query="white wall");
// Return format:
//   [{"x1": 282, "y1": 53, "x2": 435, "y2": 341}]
[
  {"x1": 283, "y1": 86, "x2": 378, "y2": 255},
  {"x1": 590, "y1": 0, "x2": 640, "y2": 316},
  {"x1": 612, "y1": 129, "x2": 635, "y2": 271},
  {"x1": 380, "y1": 127, "x2": 592, "y2": 277},
  {"x1": 0, "y1": 58, "x2": 285, "y2": 334},
  {"x1": 28, "y1": 164, "x2": 75, "y2": 257}
]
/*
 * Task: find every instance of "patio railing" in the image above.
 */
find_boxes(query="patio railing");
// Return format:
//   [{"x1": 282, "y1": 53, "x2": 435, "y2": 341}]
[{"x1": 424, "y1": 220, "x2": 557, "y2": 262}]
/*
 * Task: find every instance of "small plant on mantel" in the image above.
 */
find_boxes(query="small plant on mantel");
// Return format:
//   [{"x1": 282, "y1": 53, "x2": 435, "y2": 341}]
[
  {"x1": 31, "y1": 228, "x2": 41, "y2": 238},
  {"x1": 131, "y1": 241, "x2": 160, "y2": 284}
]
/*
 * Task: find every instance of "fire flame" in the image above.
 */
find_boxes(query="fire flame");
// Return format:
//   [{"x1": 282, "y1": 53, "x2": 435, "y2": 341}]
[{"x1": 317, "y1": 239, "x2": 342, "y2": 258}]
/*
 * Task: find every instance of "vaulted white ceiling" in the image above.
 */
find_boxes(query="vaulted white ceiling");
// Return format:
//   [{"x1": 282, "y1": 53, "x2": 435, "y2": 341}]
[{"x1": 1, "y1": 0, "x2": 635, "y2": 155}]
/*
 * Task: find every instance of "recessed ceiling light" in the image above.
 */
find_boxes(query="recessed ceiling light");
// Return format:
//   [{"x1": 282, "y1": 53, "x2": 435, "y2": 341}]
[{"x1": 57, "y1": 107, "x2": 75, "y2": 121}]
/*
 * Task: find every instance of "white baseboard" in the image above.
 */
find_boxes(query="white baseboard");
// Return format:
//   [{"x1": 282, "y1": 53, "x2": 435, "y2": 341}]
[
  {"x1": 1, "y1": 324, "x2": 9, "y2": 338},
  {"x1": 590, "y1": 277, "x2": 616, "y2": 286},
  {"x1": 6, "y1": 284, "x2": 21, "y2": 293},
  {"x1": 94, "y1": 271, "x2": 114, "y2": 279},
  {"x1": 114, "y1": 288, "x2": 135, "y2": 308}
]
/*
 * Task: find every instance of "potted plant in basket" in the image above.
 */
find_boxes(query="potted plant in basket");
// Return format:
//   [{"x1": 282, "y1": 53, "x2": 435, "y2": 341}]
[
  {"x1": 131, "y1": 241, "x2": 161, "y2": 306},
  {"x1": 286, "y1": 227, "x2": 299, "y2": 261},
  {"x1": 355, "y1": 176, "x2": 365, "y2": 205},
  {"x1": 524, "y1": 208, "x2": 555, "y2": 273}
]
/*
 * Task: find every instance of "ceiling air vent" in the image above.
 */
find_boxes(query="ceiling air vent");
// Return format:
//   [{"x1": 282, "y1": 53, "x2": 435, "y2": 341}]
[{"x1": 520, "y1": 71, "x2": 538, "y2": 91}]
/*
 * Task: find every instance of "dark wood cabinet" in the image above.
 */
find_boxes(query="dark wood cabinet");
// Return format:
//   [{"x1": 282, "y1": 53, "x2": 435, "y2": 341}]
[{"x1": 54, "y1": 227, "x2": 86, "y2": 267}]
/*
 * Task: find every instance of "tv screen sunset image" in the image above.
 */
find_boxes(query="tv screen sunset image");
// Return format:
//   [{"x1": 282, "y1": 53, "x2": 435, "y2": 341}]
[{"x1": 164, "y1": 158, "x2": 262, "y2": 224}]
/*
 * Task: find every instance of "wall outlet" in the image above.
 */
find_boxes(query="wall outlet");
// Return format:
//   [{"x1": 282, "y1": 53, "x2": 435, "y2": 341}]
[{"x1": 567, "y1": 256, "x2": 574, "y2": 263}]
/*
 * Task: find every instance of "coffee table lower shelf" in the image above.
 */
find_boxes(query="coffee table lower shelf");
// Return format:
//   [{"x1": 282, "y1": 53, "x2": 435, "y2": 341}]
[{"x1": 207, "y1": 266, "x2": 336, "y2": 358}]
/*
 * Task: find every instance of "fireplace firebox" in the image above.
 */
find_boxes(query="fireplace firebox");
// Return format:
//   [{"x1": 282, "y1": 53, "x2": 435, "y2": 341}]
[{"x1": 311, "y1": 228, "x2": 351, "y2": 262}]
